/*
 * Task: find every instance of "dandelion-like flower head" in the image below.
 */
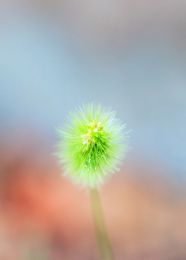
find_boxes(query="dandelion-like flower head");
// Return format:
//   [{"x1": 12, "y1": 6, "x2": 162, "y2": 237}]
[{"x1": 57, "y1": 104, "x2": 128, "y2": 187}]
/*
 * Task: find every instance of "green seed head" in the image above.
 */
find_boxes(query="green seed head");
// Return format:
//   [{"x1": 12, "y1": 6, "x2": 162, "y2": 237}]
[{"x1": 57, "y1": 103, "x2": 129, "y2": 187}]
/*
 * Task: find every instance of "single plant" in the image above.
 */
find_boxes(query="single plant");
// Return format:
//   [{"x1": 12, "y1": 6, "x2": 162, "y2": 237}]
[{"x1": 56, "y1": 103, "x2": 129, "y2": 260}]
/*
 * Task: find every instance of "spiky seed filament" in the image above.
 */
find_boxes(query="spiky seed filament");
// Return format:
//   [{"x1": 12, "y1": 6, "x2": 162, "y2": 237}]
[{"x1": 57, "y1": 104, "x2": 128, "y2": 187}]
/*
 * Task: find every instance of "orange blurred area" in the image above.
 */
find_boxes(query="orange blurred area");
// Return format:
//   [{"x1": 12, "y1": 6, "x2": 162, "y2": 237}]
[{"x1": 0, "y1": 130, "x2": 185, "y2": 260}]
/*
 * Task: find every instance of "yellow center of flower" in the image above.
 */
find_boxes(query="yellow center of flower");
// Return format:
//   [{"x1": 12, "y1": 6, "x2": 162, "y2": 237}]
[{"x1": 81, "y1": 120, "x2": 103, "y2": 145}]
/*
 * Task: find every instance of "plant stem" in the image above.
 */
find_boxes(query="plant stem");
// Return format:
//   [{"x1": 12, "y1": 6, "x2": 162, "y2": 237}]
[{"x1": 89, "y1": 187, "x2": 114, "y2": 260}]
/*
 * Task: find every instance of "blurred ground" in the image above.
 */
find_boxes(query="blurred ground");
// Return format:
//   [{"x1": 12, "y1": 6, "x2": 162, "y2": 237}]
[{"x1": 0, "y1": 130, "x2": 185, "y2": 260}]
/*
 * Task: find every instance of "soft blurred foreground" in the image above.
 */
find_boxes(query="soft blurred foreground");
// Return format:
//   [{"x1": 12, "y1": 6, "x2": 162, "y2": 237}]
[{"x1": 0, "y1": 128, "x2": 185, "y2": 260}]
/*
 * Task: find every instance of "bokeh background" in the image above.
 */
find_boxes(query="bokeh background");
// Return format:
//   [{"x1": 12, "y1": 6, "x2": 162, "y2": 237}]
[{"x1": 0, "y1": 1, "x2": 186, "y2": 259}]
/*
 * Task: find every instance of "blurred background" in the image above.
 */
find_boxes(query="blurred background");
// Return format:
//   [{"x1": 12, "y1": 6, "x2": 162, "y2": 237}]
[{"x1": 0, "y1": 1, "x2": 186, "y2": 259}]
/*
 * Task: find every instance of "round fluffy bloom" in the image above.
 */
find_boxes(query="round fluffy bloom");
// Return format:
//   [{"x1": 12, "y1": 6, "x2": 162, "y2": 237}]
[{"x1": 57, "y1": 104, "x2": 129, "y2": 187}]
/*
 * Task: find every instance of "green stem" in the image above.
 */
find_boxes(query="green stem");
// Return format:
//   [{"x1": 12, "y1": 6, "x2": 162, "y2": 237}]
[{"x1": 89, "y1": 187, "x2": 114, "y2": 260}]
